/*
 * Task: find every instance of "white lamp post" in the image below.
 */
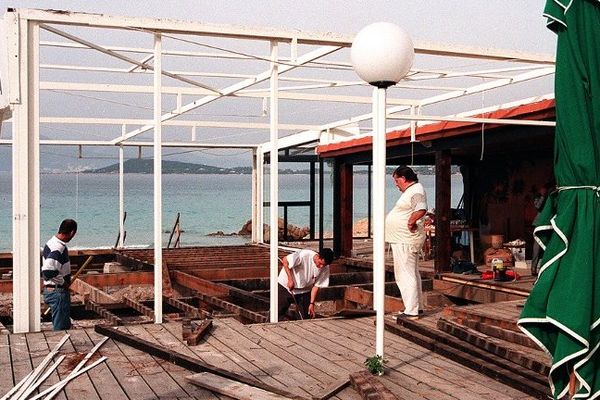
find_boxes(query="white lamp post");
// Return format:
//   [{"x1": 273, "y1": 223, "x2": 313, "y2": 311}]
[{"x1": 351, "y1": 22, "x2": 414, "y2": 358}]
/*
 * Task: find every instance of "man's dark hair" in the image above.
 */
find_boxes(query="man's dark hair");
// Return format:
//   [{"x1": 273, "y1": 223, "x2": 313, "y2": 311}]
[
  {"x1": 392, "y1": 166, "x2": 418, "y2": 183},
  {"x1": 58, "y1": 219, "x2": 77, "y2": 234},
  {"x1": 319, "y1": 248, "x2": 334, "y2": 265}
]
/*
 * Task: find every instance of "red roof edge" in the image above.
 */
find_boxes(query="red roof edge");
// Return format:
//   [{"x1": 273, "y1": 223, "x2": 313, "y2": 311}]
[{"x1": 316, "y1": 98, "x2": 555, "y2": 157}]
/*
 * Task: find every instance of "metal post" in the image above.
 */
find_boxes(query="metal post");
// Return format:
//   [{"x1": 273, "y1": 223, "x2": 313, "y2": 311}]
[
  {"x1": 373, "y1": 87, "x2": 387, "y2": 357},
  {"x1": 257, "y1": 146, "x2": 264, "y2": 243},
  {"x1": 153, "y1": 33, "x2": 163, "y2": 324},
  {"x1": 269, "y1": 41, "x2": 279, "y2": 322},
  {"x1": 118, "y1": 130, "x2": 125, "y2": 249},
  {"x1": 319, "y1": 158, "x2": 324, "y2": 252},
  {"x1": 251, "y1": 148, "x2": 258, "y2": 243},
  {"x1": 309, "y1": 161, "x2": 316, "y2": 239},
  {"x1": 12, "y1": 19, "x2": 41, "y2": 333},
  {"x1": 368, "y1": 164, "x2": 372, "y2": 238}
]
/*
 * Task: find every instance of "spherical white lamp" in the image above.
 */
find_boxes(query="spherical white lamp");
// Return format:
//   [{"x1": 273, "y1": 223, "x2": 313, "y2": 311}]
[{"x1": 351, "y1": 22, "x2": 414, "y2": 88}]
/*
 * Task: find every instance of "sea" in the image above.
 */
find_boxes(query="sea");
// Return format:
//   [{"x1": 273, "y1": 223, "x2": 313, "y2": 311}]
[{"x1": 0, "y1": 171, "x2": 463, "y2": 251}]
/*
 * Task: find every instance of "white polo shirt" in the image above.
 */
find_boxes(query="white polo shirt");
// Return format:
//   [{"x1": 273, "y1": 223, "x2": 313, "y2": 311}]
[
  {"x1": 385, "y1": 182, "x2": 428, "y2": 246},
  {"x1": 277, "y1": 249, "x2": 330, "y2": 294}
]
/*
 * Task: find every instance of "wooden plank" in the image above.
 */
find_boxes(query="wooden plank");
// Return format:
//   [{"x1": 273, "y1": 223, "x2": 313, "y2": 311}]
[
  {"x1": 68, "y1": 329, "x2": 126, "y2": 399},
  {"x1": 162, "y1": 262, "x2": 174, "y2": 298},
  {"x1": 80, "y1": 271, "x2": 154, "y2": 287},
  {"x1": 114, "y1": 325, "x2": 194, "y2": 399},
  {"x1": 70, "y1": 279, "x2": 120, "y2": 304},
  {"x1": 186, "y1": 320, "x2": 213, "y2": 346},
  {"x1": 8, "y1": 333, "x2": 33, "y2": 394},
  {"x1": 344, "y1": 286, "x2": 405, "y2": 312},
  {"x1": 186, "y1": 372, "x2": 292, "y2": 400},
  {"x1": 452, "y1": 317, "x2": 538, "y2": 349},
  {"x1": 24, "y1": 331, "x2": 67, "y2": 400},
  {"x1": 220, "y1": 318, "x2": 330, "y2": 393},
  {"x1": 437, "y1": 318, "x2": 549, "y2": 375},
  {"x1": 262, "y1": 322, "x2": 360, "y2": 374},
  {"x1": 443, "y1": 303, "x2": 523, "y2": 332},
  {"x1": 204, "y1": 320, "x2": 313, "y2": 397},
  {"x1": 94, "y1": 324, "x2": 305, "y2": 399},
  {"x1": 311, "y1": 377, "x2": 350, "y2": 400},
  {"x1": 433, "y1": 279, "x2": 525, "y2": 303},
  {"x1": 86, "y1": 330, "x2": 157, "y2": 399},
  {"x1": 127, "y1": 323, "x2": 227, "y2": 399},
  {"x1": 0, "y1": 333, "x2": 14, "y2": 393},
  {"x1": 348, "y1": 316, "x2": 533, "y2": 400},
  {"x1": 159, "y1": 321, "x2": 254, "y2": 379},
  {"x1": 347, "y1": 317, "x2": 533, "y2": 400},
  {"x1": 44, "y1": 330, "x2": 101, "y2": 400},
  {"x1": 384, "y1": 319, "x2": 549, "y2": 398},
  {"x1": 297, "y1": 320, "x2": 447, "y2": 400},
  {"x1": 249, "y1": 322, "x2": 350, "y2": 379},
  {"x1": 172, "y1": 271, "x2": 230, "y2": 297}
]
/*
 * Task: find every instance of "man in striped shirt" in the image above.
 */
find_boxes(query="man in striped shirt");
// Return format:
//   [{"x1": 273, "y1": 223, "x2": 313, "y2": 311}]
[{"x1": 42, "y1": 219, "x2": 77, "y2": 330}]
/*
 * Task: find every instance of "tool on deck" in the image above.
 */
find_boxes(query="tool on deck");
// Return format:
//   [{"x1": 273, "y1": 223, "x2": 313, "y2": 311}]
[
  {"x1": 43, "y1": 255, "x2": 93, "y2": 317},
  {"x1": 288, "y1": 288, "x2": 304, "y2": 320},
  {"x1": 278, "y1": 256, "x2": 304, "y2": 320}
]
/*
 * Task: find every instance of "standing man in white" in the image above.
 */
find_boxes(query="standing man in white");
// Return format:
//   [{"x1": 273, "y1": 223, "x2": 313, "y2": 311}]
[{"x1": 385, "y1": 166, "x2": 428, "y2": 320}]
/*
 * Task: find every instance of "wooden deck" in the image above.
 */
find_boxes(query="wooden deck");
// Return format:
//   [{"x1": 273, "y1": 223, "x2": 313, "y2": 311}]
[{"x1": 1, "y1": 316, "x2": 538, "y2": 400}]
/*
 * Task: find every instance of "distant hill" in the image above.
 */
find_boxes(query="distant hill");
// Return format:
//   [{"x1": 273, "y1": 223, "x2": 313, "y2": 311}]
[
  {"x1": 83, "y1": 159, "x2": 308, "y2": 174},
  {"x1": 83, "y1": 159, "x2": 452, "y2": 175}
]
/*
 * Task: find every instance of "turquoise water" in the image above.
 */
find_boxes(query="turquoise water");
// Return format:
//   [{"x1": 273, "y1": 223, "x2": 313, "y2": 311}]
[{"x1": 0, "y1": 171, "x2": 463, "y2": 251}]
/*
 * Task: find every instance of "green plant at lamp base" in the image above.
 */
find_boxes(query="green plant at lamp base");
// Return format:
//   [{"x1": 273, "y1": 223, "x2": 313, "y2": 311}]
[{"x1": 364, "y1": 355, "x2": 387, "y2": 376}]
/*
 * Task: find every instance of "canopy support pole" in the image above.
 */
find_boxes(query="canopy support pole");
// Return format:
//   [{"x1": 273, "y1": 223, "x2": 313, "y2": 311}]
[{"x1": 12, "y1": 20, "x2": 41, "y2": 333}]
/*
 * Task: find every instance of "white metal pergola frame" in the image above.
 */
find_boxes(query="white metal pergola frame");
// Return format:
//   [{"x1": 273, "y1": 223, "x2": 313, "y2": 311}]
[{"x1": 0, "y1": 8, "x2": 555, "y2": 334}]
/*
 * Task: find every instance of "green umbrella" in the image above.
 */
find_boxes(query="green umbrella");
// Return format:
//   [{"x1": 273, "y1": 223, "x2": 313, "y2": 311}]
[{"x1": 518, "y1": 1, "x2": 600, "y2": 399}]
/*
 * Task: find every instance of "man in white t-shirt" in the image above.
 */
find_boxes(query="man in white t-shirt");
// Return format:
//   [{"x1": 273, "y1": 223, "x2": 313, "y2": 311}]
[
  {"x1": 277, "y1": 248, "x2": 334, "y2": 320},
  {"x1": 385, "y1": 166, "x2": 428, "y2": 320}
]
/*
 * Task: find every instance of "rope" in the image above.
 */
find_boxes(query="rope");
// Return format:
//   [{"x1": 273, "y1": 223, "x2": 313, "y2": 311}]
[{"x1": 557, "y1": 185, "x2": 600, "y2": 197}]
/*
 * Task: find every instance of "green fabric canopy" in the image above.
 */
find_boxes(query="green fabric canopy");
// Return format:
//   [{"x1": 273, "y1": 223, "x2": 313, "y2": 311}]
[{"x1": 518, "y1": 1, "x2": 600, "y2": 399}]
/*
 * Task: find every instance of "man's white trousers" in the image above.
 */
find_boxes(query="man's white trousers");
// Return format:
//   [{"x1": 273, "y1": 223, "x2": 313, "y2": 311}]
[{"x1": 390, "y1": 243, "x2": 423, "y2": 316}]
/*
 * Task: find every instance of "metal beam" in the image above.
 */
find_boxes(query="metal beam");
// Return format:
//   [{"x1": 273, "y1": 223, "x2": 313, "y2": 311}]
[
  {"x1": 112, "y1": 45, "x2": 341, "y2": 144},
  {"x1": 40, "y1": 81, "x2": 416, "y2": 105},
  {"x1": 17, "y1": 8, "x2": 555, "y2": 63},
  {"x1": 387, "y1": 114, "x2": 555, "y2": 126},
  {"x1": 39, "y1": 115, "x2": 320, "y2": 131},
  {"x1": 40, "y1": 24, "x2": 220, "y2": 94}
]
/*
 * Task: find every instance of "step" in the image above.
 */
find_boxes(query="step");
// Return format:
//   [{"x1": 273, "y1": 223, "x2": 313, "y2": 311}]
[
  {"x1": 384, "y1": 318, "x2": 550, "y2": 399},
  {"x1": 457, "y1": 317, "x2": 538, "y2": 349},
  {"x1": 436, "y1": 317, "x2": 550, "y2": 376},
  {"x1": 443, "y1": 304, "x2": 521, "y2": 332}
]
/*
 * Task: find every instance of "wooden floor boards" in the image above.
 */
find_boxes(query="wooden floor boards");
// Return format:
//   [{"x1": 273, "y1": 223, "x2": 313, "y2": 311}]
[{"x1": 0, "y1": 317, "x2": 539, "y2": 400}]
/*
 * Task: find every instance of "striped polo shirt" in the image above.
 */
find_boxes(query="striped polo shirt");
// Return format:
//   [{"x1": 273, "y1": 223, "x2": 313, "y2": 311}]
[{"x1": 41, "y1": 235, "x2": 71, "y2": 287}]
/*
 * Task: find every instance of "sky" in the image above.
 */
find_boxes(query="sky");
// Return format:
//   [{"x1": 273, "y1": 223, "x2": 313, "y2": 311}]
[{"x1": 0, "y1": 1, "x2": 557, "y2": 170}]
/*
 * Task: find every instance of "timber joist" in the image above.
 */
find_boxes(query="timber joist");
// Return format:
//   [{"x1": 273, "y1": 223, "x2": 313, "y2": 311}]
[
  {"x1": 163, "y1": 296, "x2": 208, "y2": 319},
  {"x1": 32, "y1": 244, "x2": 436, "y2": 326},
  {"x1": 84, "y1": 299, "x2": 124, "y2": 325},
  {"x1": 195, "y1": 292, "x2": 268, "y2": 323},
  {"x1": 122, "y1": 295, "x2": 156, "y2": 319}
]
